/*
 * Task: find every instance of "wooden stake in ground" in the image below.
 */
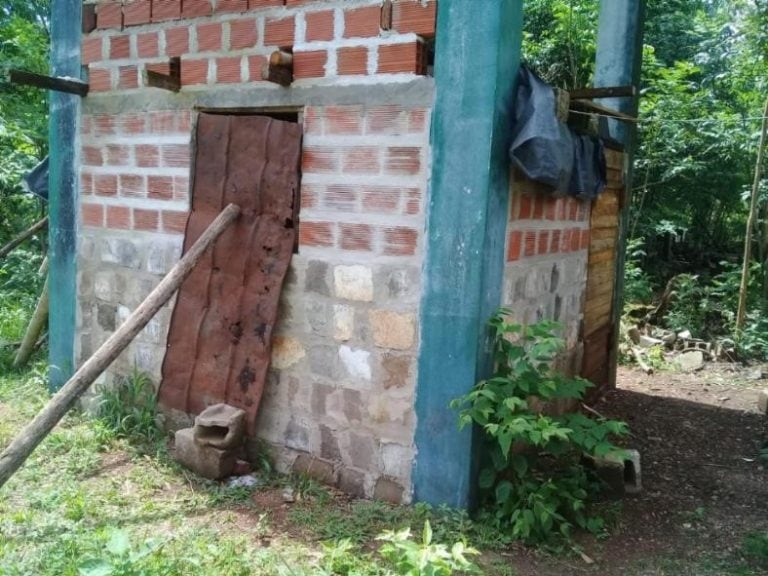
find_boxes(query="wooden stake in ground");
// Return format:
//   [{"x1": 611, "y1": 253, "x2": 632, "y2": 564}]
[
  {"x1": 13, "y1": 278, "x2": 49, "y2": 369},
  {"x1": 0, "y1": 217, "x2": 48, "y2": 261},
  {"x1": 0, "y1": 204, "x2": 240, "y2": 489},
  {"x1": 736, "y1": 98, "x2": 768, "y2": 330}
]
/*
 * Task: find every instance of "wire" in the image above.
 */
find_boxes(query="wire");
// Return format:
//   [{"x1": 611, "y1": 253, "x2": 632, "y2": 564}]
[{"x1": 568, "y1": 108, "x2": 768, "y2": 125}]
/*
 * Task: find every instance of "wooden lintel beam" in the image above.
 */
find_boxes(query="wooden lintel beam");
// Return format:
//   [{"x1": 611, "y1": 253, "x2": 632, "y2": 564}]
[
  {"x1": 570, "y1": 85, "x2": 636, "y2": 100},
  {"x1": 570, "y1": 99, "x2": 638, "y2": 123},
  {"x1": 9, "y1": 70, "x2": 89, "y2": 97},
  {"x1": 145, "y1": 57, "x2": 181, "y2": 92}
]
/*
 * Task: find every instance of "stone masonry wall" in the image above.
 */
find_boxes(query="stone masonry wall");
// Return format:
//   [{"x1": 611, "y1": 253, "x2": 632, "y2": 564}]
[
  {"x1": 502, "y1": 173, "x2": 591, "y2": 375},
  {"x1": 77, "y1": 0, "x2": 436, "y2": 503}
]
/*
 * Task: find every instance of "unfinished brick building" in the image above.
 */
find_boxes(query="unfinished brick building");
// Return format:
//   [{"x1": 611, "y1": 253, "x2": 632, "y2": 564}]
[{"x1": 70, "y1": 0, "x2": 637, "y2": 507}]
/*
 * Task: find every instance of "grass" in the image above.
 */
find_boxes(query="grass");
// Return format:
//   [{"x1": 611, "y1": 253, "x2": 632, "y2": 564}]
[{"x1": 0, "y1": 362, "x2": 765, "y2": 575}]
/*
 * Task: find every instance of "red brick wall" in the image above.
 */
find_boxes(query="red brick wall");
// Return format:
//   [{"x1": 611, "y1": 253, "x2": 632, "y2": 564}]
[
  {"x1": 80, "y1": 110, "x2": 192, "y2": 234},
  {"x1": 84, "y1": 0, "x2": 437, "y2": 91}
]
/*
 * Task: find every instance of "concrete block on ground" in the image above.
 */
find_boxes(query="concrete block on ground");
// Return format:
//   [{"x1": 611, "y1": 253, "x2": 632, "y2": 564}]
[
  {"x1": 174, "y1": 427, "x2": 236, "y2": 480},
  {"x1": 194, "y1": 403, "x2": 246, "y2": 449},
  {"x1": 758, "y1": 389, "x2": 768, "y2": 415}
]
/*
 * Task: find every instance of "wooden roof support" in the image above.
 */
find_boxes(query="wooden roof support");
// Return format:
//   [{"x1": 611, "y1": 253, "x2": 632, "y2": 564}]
[
  {"x1": 9, "y1": 70, "x2": 88, "y2": 97},
  {"x1": 262, "y1": 50, "x2": 293, "y2": 87},
  {"x1": 570, "y1": 85, "x2": 636, "y2": 100},
  {"x1": 570, "y1": 99, "x2": 638, "y2": 123}
]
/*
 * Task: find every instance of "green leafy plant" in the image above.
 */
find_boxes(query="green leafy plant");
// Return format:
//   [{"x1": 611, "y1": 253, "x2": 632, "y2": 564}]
[
  {"x1": 96, "y1": 368, "x2": 161, "y2": 446},
  {"x1": 451, "y1": 312, "x2": 629, "y2": 545},
  {"x1": 78, "y1": 529, "x2": 165, "y2": 576},
  {"x1": 377, "y1": 521, "x2": 479, "y2": 576},
  {"x1": 623, "y1": 238, "x2": 655, "y2": 306}
]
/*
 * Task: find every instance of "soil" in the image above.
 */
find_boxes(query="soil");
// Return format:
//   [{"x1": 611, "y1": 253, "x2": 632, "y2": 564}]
[{"x1": 502, "y1": 364, "x2": 768, "y2": 575}]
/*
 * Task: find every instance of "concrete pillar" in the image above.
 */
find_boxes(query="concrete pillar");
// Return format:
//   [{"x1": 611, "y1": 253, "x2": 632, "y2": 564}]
[
  {"x1": 594, "y1": 0, "x2": 646, "y2": 146},
  {"x1": 412, "y1": 0, "x2": 524, "y2": 508},
  {"x1": 594, "y1": 0, "x2": 646, "y2": 388},
  {"x1": 49, "y1": 0, "x2": 82, "y2": 390}
]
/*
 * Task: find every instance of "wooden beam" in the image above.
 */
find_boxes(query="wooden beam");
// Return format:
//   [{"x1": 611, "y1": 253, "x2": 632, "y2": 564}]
[
  {"x1": 262, "y1": 51, "x2": 293, "y2": 87},
  {"x1": 570, "y1": 85, "x2": 636, "y2": 100},
  {"x1": 9, "y1": 70, "x2": 89, "y2": 97},
  {"x1": 381, "y1": 0, "x2": 393, "y2": 30},
  {"x1": 570, "y1": 99, "x2": 638, "y2": 123},
  {"x1": 0, "y1": 204, "x2": 241, "y2": 490},
  {"x1": 82, "y1": 3, "x2": 96, "y2": 34},
  {"x1": 145, "y1": 57, "x2": 181, "y2": 92}
]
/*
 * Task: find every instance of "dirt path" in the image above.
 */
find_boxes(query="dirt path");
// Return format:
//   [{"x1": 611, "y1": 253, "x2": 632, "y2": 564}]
[{"x1": 505, "y1": 364, "x2": 768, "y2": 575}]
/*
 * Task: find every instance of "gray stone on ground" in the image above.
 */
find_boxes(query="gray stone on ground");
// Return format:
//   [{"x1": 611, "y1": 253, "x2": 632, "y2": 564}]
[
  {"x1": 174, "y1": 427, "x2": 236, "y2": 480},
  {"x1": 676, "y1": 350, "x2": 704, "y2": 372},
  {"x1": 193, "y1": 403, "x2": 246, "y2": 449},
  {"x1": 758, "y1": 389, "x2": 768, "y2": 415},
  {"x1": 639, "y1": 335, "x2": 663, "y2": 348}
]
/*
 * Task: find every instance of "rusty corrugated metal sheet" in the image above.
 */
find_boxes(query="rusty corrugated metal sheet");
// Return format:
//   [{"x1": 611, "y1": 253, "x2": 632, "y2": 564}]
[{"x1": 159, "y1": 113, "x2": 301, "y2": 431}]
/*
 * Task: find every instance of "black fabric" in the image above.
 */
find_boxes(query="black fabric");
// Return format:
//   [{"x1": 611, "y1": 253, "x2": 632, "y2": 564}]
[
  {"x1": 509, "y1": 67, "x2": 606, "y2": 200},
  {"x1": 22, "y1": 156, "x2": 49, "y2": 202}
]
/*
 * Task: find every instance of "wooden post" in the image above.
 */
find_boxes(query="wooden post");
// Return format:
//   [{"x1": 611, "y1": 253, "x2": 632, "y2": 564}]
[
  {"x1": 736, "y1": 97, "x2": 768, "y2": 330},
  {"x1": 0, "y1": 217, "x2": 48, "y2": 261},
  {"x1": 13, "y1": 278, "x2": 50, "y2": 369},
  {"x1": 0, "y1": 204, "x2": 240, "y2": 489}
]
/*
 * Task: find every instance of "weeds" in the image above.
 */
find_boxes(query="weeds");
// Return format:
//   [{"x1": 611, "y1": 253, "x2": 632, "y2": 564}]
[{"x1": 96, "y1": 367, "x2": 161, "y2": 447}]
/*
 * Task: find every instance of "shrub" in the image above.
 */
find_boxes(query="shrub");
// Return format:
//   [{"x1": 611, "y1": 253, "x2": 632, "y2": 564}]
[{"x1": 451, "y1": 312, "x2": 629, "y2": 546}]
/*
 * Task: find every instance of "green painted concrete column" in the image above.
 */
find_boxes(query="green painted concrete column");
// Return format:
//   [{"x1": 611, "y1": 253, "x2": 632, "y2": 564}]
[
  {"x1": 595, "y1": 0, "x2": 646, "y2": 388},
  {"x1": 48, "y1": 0, "x2": 82, "y2": 390},
  {"x1": 412, "y1": 0, "x2": 524, "y2": 507}
]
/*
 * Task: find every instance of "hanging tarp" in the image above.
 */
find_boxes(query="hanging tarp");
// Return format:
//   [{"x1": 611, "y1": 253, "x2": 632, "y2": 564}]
[
  {"x1": 22, "y1": 156, "x2": 49, "y2": 202},
  {"x1": 509, "y1": 67, "x2": 606, "y2": 200}
]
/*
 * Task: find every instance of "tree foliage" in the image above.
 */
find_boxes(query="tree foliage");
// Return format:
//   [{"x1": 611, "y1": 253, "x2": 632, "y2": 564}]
[{"x1": 0, "y1": 0, "x2": 49, "y2": 245}]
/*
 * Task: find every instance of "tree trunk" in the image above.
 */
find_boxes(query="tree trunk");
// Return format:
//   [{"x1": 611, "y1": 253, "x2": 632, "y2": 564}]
[
  {"x1": 13, "y1": 278, "x2": 49, "y2": 369},
  {"x1": 736, "y1": 98, "x2": 768, "y2": 330},
  {"x1": 0, "y1": 204, "x2": 240, "y2": 489}
]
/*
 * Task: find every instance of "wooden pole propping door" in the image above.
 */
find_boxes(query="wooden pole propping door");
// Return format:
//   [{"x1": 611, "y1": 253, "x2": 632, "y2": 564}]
[{"x1": 159, "y1": 114, "x2": 302, "y2": 433}]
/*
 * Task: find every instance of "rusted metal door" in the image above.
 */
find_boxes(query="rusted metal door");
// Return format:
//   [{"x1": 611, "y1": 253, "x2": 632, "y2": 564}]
[
  {"x1": 581, "y1": 149, "x2": 624, "y2": 390},
  {"x1": 159, "y1": 113, "x2": 301, "y2": 430}
]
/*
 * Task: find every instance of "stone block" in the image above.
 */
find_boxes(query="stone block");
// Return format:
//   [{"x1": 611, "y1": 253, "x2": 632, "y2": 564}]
[
  {"x1": 96, "y1": 303, "x2": 116, "y2": 331},
  {"x1": 369, "y1": 310, "x2": 415, "y2": 350},
  {"x1": 194, "y1": 403, "x2": 246, "y2": 449},
  {"x1": 333, "y1": 305, "x2": 355, "y2": 341},
  {"x1": 343, "y1": 389, "x2": 363, "y2": 423},
  {"x1": 94, "y1": 272, "x2": 114, "y2": 301},
  {"x1": 346, "y1": 431, "x2": 376, "y2": 471},
  {"x1": 311, "y1": 383, "x2": 334, "y2": 417},
  {"x1": 583, "y1": 448, "x2": 642, "y2": 498},
  {"x1": 338, "y1": 467, "x2": 366, "y2": 499},
  {"x1": 271, "y1": 336, "x2": 306, "y2": 370},
  {"x1": 308, "y1": 345, "x2": 342, "y2": 380},
  {"x1": 292, "y1": 453, "x2": 336, "y2": 485},
  {"x1": 374, "y1": 477, "x2": 404, "y2": 504},
  {"x1": 339, "y1": 345, "x2": 372, "y2": 381},
  {"x1": 101, "y1": 237, "x2": 142, "y2": 269},
  {"x1": 306, "y1": 300, "x2": 330, "y2": 335},
  {"x1": 381, "y1": 354, "x2": 411, "y2": 389},
  {"x1": 758, "y1": 389, "x2": 768, "y2": 414},
  {"x1": 334, "y1": 265, "x2": 373, "y2": 302},
  {"x1": 285, "y1": 418, "x2": 311, "y2": 452},
  {"x1": 320, "y1": 424, "x2": 342, "y2": 461},
  {"x1": 174, "y1": 427, "x2": 236, "y2": 480},
  {"x1": 305, "y1": 260, "x2": 330, "y2": 296},
  {"x1": 377, "y1": 266, "x2": 419, "y2": 301},
  {"x1": 380, "y1": 443, "x2": 413, "y2": 480}
]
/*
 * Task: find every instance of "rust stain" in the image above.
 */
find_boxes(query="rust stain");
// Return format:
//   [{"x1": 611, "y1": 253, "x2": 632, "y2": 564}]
[{"x1": 159, "y1": 113, "x2": 302, "y2": 432}]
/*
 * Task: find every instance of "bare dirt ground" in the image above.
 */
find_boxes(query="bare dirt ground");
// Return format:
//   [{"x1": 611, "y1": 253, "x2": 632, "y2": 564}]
[{"x1": 502, "y1": 364, "x2": 768, "y2": 575}]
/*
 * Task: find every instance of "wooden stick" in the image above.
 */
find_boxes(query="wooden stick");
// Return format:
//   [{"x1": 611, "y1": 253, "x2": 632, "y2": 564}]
[
  {"x1": 145, "y1": 57, "x2": 181, "y2": 93},
  {"x1": 13, "y1": 278, "x2": 49, "y2": 369},
  {"x1": 570, "y1": 85, "x2": 636, "y2": 100},
  {"x1": 0, "y1": 217, "x2": 48, "y2": 261},
  {"x1": 736, "y1": 97, "x2": 768, "y2": 330},
  {"x1": 9, "y1": 70, "x2": 89, "y2": 97},
  {"x1": 631, "y1": 347, "x2": 654, "y2": 375},
  {"x1": 0, "y1": 204, "x2": 241, "y2": 489},
  {"x1": 570, "y1": 99, "x2": 638, "y2": 123}
]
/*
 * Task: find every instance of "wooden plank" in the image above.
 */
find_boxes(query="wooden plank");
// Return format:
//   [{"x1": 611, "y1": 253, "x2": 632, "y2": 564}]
[
  {"x1": 145, "y1": 58, "x2": 181, "y2": 92},
  {"x1": 0, "y1": 217, "x2": 48, "y2": 261},
  {"x1": 587, "y1": 280, "x2": 615, "y2": 302},
  {"x1": 591, "y1": 213, "x2": 619, "y2": 229},
  {"x1": 588, "y1": 248, "x2": 616, "y2": 265},
  {"x1": 9, "y1": 70, "x2": 89, "y2": 97}
]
